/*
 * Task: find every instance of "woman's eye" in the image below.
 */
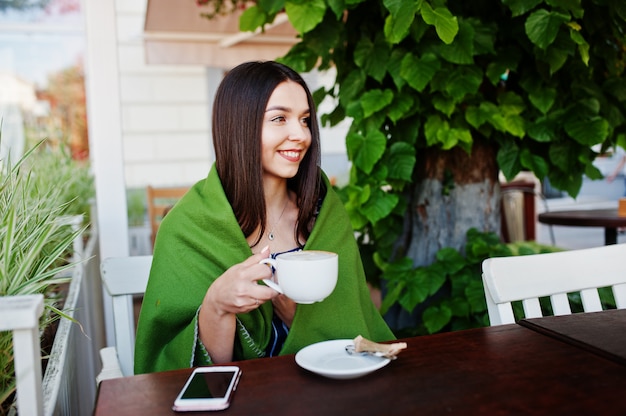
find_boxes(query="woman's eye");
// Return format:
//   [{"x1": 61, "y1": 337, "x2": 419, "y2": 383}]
[
  {"x1": 301, "y1": 117, "x2": 310, "y2": 126},
  {"x1": 271, "y1": 116, "x2": 286, "y2": 123}
]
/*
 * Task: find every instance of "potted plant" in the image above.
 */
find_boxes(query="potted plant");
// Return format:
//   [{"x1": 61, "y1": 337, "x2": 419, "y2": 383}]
[{"x1": 0, "y1": 137, "x2": 93, "y2": 415}]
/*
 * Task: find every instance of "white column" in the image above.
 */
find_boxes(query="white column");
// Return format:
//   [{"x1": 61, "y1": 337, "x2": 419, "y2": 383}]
[{"x1": 83, "y1": 0, "x2": 130, "y2": 346}]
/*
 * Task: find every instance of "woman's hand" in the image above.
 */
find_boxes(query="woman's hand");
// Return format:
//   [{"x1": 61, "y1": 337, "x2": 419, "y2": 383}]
[
  {"x1": 198, "y1": 248, "x2": 277, "y2": 363},
  {"x1": 205, "y1": 249, "x2": 277, "y2": 315}
]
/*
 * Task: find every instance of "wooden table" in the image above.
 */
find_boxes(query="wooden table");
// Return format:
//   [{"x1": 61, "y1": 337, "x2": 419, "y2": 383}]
[
  {"x1": 520, "y1": 308, "x2": 626, "y2": 366},
  {"x1": 94, "y1": 324, "x2": 626, "y2": 415},
  {"x1": 538, "y1": 208, "x2": 626, "y2": 245}
]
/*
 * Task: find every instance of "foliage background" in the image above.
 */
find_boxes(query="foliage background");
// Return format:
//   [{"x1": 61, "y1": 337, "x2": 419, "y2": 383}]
[{"x1": 231, "y1": 0, "x2": 626, "y2": 334}]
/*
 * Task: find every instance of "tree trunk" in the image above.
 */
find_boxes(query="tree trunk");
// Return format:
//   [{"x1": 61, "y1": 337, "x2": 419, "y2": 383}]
[{"x1": 385, "y1": 138, "x2": 500, "y2": 331}]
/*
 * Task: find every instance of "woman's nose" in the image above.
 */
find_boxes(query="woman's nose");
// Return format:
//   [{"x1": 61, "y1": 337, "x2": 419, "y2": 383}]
[{"x1": 288, "y1": 121, "x2": 308, "y2": 141}]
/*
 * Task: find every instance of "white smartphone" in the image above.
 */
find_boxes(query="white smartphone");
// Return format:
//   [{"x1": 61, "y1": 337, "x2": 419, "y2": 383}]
[{"x1": 172, "y1": 366, "x2": 242, "y2": 412}]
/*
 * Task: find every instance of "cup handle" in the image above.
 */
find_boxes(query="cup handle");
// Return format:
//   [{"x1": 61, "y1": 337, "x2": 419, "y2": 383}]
[{"x1": 259, "y1": 258, "x2": 283, "y2": 294}]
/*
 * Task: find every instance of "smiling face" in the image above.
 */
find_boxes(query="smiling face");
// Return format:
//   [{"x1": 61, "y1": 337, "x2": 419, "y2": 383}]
[{"x1": 261, "y1": 81, "x2": 312, "y2": 182}]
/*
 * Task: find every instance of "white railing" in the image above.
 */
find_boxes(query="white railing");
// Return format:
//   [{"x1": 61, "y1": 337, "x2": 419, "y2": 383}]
[
  {"x1": 0, "y1": 294, "x2": 45, "y2": 415},
  {"x1": 42, "y1": 226, "x2": 104, "y2": 415}
]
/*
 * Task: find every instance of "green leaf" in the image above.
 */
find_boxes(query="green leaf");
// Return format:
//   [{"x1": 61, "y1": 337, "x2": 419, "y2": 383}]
[
  {"x1": 424, "y1": 115, "x2": 446, "y2": 147},
  {"x1": 504, "y1": 114, "x2": 526, "y2": 138},
  {"x1": 475, "y1": 101, "x2": 507, "y2": 132},
  {"x1": 239, "y1": 6, "x2": 269, "y2": 32},
  {"x1": 604, "y1": 77, "x2": 626, "y2": 102},
  {"x1": 547, "y1": 0, "x2": 583, "y2": 18},
  {"x1": 432, "y1": 94, "x2": 455, "y2": 118},
  {"x1": 569, "y1": 27, "x2": 589, "y2": 65},
  {"x1": 486, "y1": 62, "x2": 512, "y2": 86},
  {"x1": 502, "y1": 0, "x2": 542, "y2": 17},
  {"x1": 279, "y1": 43, "x2": 318, "y2": 72},
  {"x1": 388, "y1": 93, "x2": 414, "y2": 122},
  {"x1": 527, "y1": 116, "x2": 558, "y2": 142},
  {"x1": 542, "y1": 43, "x2": 571, "y2": 75},
  {"x1": 346, "y1": 130, "x2": 387, "y2": 174},
  {"x1": 388, "y1": 142, "x2": 416, "y2": 181},
  {"x1": 383, "y1": 0, "x2": 420, "y2": 44},
  {"x1": 388, "y1": 49, "x2": 408, "y2": 89},
  {"x1": 465, "y1": 279, "x2": 487, "y2": 313},
  {"x1": 448, "y1": 297, "x2": 470, "y2": 318},
  {"x1": 399, "y1": 273, "x2": 429, "y2": 311},
  {"x1": 339, "y1": 69, "x2": 366, "y2": 103},
  {"x1": 444, "y1": 66, "x2": 483, "y2": 101},
  {"x1": 424, "y1": 115, "x2": 472, "y2": 149},
  {"x1": 285, "y1": 0, "x2": 326, "y2": 33},
  {"x1": 529, "y1": 88, "x2": 557, "y2": 114},
  {"x1": 423, "y1": 264, "x2": 448, "y2": 296},
  {"x1": 362, "y1": 188, "x2": 400, "y2": 225},
  {"x1": 258, "y1": 0, "x2": 285, "y2": 14},
  {"x1": 498, "y1": 92, "x2": 525, "y2": 116},
  {"x1": 525, "y1": 9, "x2": 570, "y2": 50},
  {"x1": 564, "y1": 117, "x2": 609, "y2": 146},
  {"x1": 549, "y1": 141, "x2": 577, "y2": 172},
  {"x1": 465, "y1": 103, "x2": 497, "y2": 129},
  {"x1": 326, "y1": 0, "x2": 345, "y2": 18},
  {"x1": 520, "y1": 148, "x2": 548, "y2": 179},
  {"x1": 471, "y1": 18, "x2": 497, "y2": 55},
  {"x1": 401, "y1": 52, "x2": 441, "y2": 92},
  {"x1": 420, "y1": 3, "x2": 459, "y2": 44},
  {"x1": 353, "y1": 34, "x2": 391, "y2": 82},
  {"x1": 436, "y1": 247, "x2": 465, "y2": 269},
  {"x1": 497, "y1": 140, "x2": 522, "y2": 180},
  {"x1": 344, "y1": 185, "x2": 370, "y2": 230},
  {"x1": 423, "y1": 305, "x2": 452, "y2": 334},
  {"x1": 584, "y1": 162, "x2": 603, "y2": 181},
  {"x1": 379, "y1": 280, "x2": 405, "y2": 315},
  {"x1": 436, "y1": 19, "x2": 475, "y2": 64},
  {"x1": 361, "y1": 89, "x2": 394, "y2": 118},
  {"x1": 444, "y1": 128, "x2": 472, "y2": 150}
]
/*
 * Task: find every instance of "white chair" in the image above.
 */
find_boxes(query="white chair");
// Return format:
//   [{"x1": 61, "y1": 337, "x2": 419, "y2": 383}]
[
  {"x1": 96, "y1": 256, "x2": 152, "y2": 382},
  {"x1": 482, "y1": 243, "x2": 626, "y2": 325}
]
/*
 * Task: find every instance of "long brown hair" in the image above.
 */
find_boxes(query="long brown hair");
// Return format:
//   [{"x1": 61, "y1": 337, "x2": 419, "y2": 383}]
[{"x1": 213, "y1": 61, "x2": 323, "y2": 247}]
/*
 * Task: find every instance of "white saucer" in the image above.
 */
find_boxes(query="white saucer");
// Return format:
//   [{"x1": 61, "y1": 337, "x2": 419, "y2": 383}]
[{"x1": 295, "y1": 339, "x2": 391, "y2": 380}]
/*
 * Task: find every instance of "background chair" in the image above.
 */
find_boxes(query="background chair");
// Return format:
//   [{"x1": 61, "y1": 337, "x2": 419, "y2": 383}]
[
  {"x1": 500, "y1": 180, "x2": 555, "y2": 245},
  {"x1": 482, "y1": 243, "x2": 626, "y2": 325},
  {"x1": 146, "y1": 186, "x2": 188, "y2": 247},
  {"x1": 97, "y1": 256, "x2": 152, "y2": 382}
]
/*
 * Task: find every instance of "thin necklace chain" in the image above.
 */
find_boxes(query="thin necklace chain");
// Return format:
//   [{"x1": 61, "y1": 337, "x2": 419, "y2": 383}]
[{"x1": 268, "y1": 197, "x2": 289, "y2": 241}]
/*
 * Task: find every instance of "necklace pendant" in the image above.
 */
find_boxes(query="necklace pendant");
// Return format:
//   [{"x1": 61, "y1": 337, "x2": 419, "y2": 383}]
[{"x1": 268, "y1": 231, "x2": 275, "y2": 241}]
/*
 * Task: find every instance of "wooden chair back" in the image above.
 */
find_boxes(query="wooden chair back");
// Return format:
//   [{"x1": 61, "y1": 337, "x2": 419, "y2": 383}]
[
  {"x1": 146, "y1": 186, "x2": 188, "y2": 247},
  {"x1": 482, "y1": 243, "x2": 626, "y2": 325},
  {"x1": 500, "y1": 180, "x2": 555, "y2": 245}
]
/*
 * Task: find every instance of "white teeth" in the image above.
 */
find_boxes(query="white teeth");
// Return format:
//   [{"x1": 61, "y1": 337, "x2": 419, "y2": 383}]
[{"x1": 281, "y1": 151, "x2": 300, "y2": 158}]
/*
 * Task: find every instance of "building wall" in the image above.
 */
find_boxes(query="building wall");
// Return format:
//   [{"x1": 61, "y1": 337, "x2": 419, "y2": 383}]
[
  {"x1": 115, "y1": 0, "x2": 211, "y2": 189},
  {"x1": 113, "y1": 0, "x2": 350, "y2": 190}
]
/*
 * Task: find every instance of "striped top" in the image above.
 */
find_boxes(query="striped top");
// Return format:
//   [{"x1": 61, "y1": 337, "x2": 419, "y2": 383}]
[{"x1": 265, "y1": 247, "x2": 301, "y2": 357}]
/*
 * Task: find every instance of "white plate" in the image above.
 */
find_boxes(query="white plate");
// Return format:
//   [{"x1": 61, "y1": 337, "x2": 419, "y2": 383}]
[{"x1": 295, "y1": 339, "x2": 391, "y2": 380}]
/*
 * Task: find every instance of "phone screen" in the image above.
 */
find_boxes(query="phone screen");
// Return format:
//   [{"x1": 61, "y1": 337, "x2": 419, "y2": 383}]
[
  {"x1": 180, "y1": 370, "x2": 235, "y2": 399},
  {"x1": 173, "y1": 366, "x2": 241, "y2": 412}
]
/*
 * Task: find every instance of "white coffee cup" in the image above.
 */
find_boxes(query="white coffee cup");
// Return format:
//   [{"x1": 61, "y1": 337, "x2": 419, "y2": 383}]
[{"x1": 259, "y1": 250, "x2": 338, "y2": 304}]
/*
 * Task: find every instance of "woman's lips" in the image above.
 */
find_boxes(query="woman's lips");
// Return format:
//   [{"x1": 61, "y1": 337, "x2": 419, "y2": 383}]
[{"x1": 279, "y1": 150, "x2": 302, "y2": 162}]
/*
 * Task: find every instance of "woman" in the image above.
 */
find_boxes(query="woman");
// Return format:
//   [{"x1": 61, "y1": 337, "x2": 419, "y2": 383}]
[{"x1": 134, "y1": 61, "x2": 394, "y2": 374}]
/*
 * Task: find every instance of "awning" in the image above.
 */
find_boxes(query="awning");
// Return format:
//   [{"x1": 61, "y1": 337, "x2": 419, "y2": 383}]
[{"x1": 143, "y1": 0, "x2": 299, "y2": 68}]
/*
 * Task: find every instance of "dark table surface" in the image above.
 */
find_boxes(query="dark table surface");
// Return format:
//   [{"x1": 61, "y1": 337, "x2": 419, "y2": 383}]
[
  {"x1": 520, "y1": 308, "x2": 626, "y2": 366},
  {"x1": 538, "y1": 208, "x2": 626, "y2": 244},
  {"x1": 94, "y1": 323, "x2": 626, "y2": 415}
]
